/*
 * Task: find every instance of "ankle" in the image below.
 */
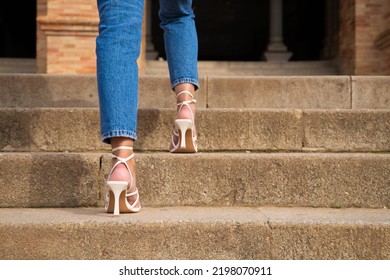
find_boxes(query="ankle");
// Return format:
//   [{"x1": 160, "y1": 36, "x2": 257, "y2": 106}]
[
  {"x1": 110, "y1": 138, "x2": 134, "y2": 156},
  {"x1": 174, "y1": 83, "x2": 195, "y2": 96},
  {"x1": 108, "y1": 146, "x2": 136, "y2": 184},
  {"x1": 176, "y1": 91, "x2": 194, "y2": 103},
  {"x1": 175, "y1": 91, "x2": 196, "y2": 120},
  {"x1": 111, "y1": 137, "x2": 134, "y2": 149},
  {"x1": 112, "y1": 149, "x2": 133, "y2": 160}
]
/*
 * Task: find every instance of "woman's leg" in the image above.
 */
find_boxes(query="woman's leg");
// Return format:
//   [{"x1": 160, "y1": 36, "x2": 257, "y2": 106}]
[
  {"x1": 159, "y1": 0, "x2": 199, "y2": 151},
  {"x1": 96, "y1": 0, "x2": 144, "y2": 208},
  {"x1": 96, "y1": 0, "x2": 144, "y2": 144},
  {"x1": 159, "y1": 0, "x2": 199, "y2": 91}
]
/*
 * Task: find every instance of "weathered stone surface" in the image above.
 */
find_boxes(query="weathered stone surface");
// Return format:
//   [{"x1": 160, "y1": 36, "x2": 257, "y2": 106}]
[
  {"x1": 1, "y1": 153, "x2": 389, "y2": 208},
  {"x1": 138, "y1": 76, "x2": 207, "y2": 108},
  {"x1": 2, "y1": 74, "x2": 390, "y2": 109},
  {"x1": 4, "y1": 108, "x2": 390, "y2": 152},
  {"x1": 207, "y1": 76, "x2": 351, "y2": 109},
  {"x1": 0, "y1": 207, "x2": 389, "y2": 259},
  {"x1": 0, "y1": 108, "x2": 102, "y2": 152},
  {"x1": 0, "y1": 153, "x2": 102, "y2": 208},
  {"x1": 138, "y1": 108, "x2": 303, "y2": 151},
  {"x1": 146, "y1": 60, "x2": 339, "y2": 76},
  {"x1": 0, "y1": 58, "x2": 36, "y2": 73},
  {"x1": 133, "y1": 153, "x2": 390, "y2": 209},
  {"x1": 196, "y1": 109, "x2": 303, "y2": 151},
  {"x1": 352, "y1": 76, "x2": 390, "y2": 109},
  {"x1": 0, "y1": 108, "x2": 303, "y2": 152},
  {"x1": 2, "y1": 73, "x2": 390, "y2": 262},
  {"x1": 0, "y1": 74, "x2": 206, "y2": 108},
  {"x1": 303, "y1": 110, "x2": 390, "y2": 151},
  {"x1": 0, "y1": 74, "x2": 98, "y2": 107}
]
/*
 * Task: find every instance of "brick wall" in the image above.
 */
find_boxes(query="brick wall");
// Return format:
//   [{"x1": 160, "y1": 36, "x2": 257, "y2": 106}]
[
  {"x1": 37, "y1": 0, "x2": 48, "y2": 73},
  {"x1": 355, "y1": 0, "x2": 386, "y2": 74},
  {"x1": 374, "y1": 0, "x2": 390, "y2": 74},
  {"x1": 339, "y1": 0, "x2": 356, "y2": 74},
  {"x1": 339, "y1": 0, "x2": 390, "y2": 75},
  {"x1": 384, "y1": 2, "x2": 390, "y2": 74}
]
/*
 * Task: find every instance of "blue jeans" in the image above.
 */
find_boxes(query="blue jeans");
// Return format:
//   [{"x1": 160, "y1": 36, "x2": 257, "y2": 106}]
[{"x1": 96, "y1": 0, "x2": 199, "y2": 144}]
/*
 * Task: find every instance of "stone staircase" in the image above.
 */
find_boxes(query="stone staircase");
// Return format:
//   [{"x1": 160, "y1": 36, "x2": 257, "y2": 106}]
[{"x1": 0, "y1": 74, "x2": 389, "y2": 259}]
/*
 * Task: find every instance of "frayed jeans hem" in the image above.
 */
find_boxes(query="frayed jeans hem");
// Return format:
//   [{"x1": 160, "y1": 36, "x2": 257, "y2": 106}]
[{"x1": 101, "y1": 130, "x2": 137, "y2": 144}]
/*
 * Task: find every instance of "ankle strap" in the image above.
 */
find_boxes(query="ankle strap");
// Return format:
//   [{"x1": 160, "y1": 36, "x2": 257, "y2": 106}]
[
  {"x1": 112, "y1": 146, "x2": 133, "y2": 152},
  {"x1": 176, "y1": 90, "x2": 197, "y2": 108},
  {"x1": 176, "y1": 90, "x2": 194, "y2": 99},
  {"x1": 108, "y1": 150, "x2": 135, "y2": 184},
  {"x1": 109, "y1": 153, "x2": 134, "y2": 161},
  {"x1": 110, "y1": 146, "x2": 134, "y2": 171}
]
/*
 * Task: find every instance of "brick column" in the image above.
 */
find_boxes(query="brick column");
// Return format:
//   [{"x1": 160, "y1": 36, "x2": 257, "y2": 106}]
[
  {"x1": 355, "y1": 0, "x2": 387, "y2": 74},
  {"x1": 374, "y1": 0, "x2": 390, "y2": 74},
  {"x1": 339, "y1": 0, "x2": 356, "y2": 74},
  {"x1": 36, "y1": 0, "x2": 99, "y2": 74},
  {"x1": 339, "y1": 0, "x2": 389, "y2": 75},
  {"x1": 37, "y1": 0, "x2": 146, "y2": 74}
]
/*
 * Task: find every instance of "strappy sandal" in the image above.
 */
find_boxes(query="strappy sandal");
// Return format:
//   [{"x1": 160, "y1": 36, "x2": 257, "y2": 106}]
[
  {"x1": 105, "y1": 146, "x2": 141, "y2": 215},
  {"x1": 170, "y1": 90, "x2": 198, "y2": 153}
]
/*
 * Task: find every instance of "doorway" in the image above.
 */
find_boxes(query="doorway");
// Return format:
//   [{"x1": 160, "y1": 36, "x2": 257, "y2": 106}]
[
  {"x1": 0, "y1": 2, "x2": 37, "y2": 58},
  {"x1": 151, "y1": 0, "x2": 330, "y2": 61}
]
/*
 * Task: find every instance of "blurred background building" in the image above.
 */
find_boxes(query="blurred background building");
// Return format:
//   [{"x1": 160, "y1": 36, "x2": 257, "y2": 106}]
[{"x1": 0, "y1": 0, "x2": 389, "y2": 75}]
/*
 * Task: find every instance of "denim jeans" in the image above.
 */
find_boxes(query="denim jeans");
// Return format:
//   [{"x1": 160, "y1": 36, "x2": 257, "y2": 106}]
[{"x1": 96, "y1": 0, "x2": 199, "y2": 144}]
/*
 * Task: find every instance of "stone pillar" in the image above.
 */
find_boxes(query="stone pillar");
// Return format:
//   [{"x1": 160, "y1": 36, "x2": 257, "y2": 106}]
[{"x1": 264, "y1": 0, "x2": 292, "y2": 61}]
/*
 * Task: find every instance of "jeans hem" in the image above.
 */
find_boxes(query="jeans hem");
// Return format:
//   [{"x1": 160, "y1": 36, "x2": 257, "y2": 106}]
[
  {"x1": 101, "y1": 130, "x2": 137, "y2": 144},
  {"x1": 171, "y1": 77, "x2": 200, "y2": 91}
]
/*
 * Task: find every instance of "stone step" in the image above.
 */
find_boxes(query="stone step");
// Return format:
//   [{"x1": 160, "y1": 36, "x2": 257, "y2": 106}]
[
  {"x1": 146, "y1": 60, "x2": 339, "y2": 76},
  {"x1": 0, "y1": 59, "x2": 338, "y2": 75},
  {"x1": 1, "y1": 152, "x2": 389, "y2": 209},
  {"x1": 0, "y1": 58, "x2": 36, "y2": 74},
  {"x1": 1, "y1": 108, "x2": 389, "y2": 152},
  {"x1": 0, "y1": 207, "x2": 389, "y2": 259},
  {"x1": 1, "y1": 74, "x2": 389, "y2": 109}
]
